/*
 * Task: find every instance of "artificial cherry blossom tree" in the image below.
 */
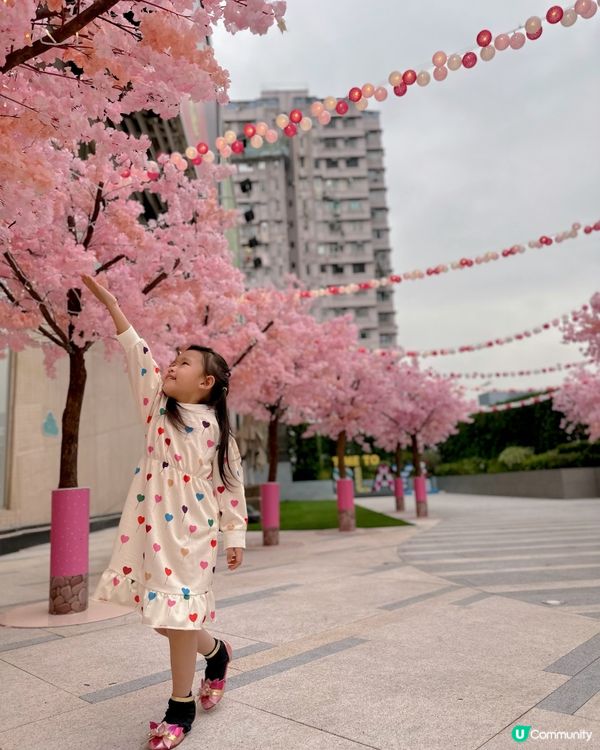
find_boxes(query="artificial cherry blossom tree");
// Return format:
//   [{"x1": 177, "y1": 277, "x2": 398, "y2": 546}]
[
  {"x1": 552, "y1": 367, "x2": 600, "y2": 442},
  {"x1": 561, "y1": 292, "x2": 600, "y2": 364}
]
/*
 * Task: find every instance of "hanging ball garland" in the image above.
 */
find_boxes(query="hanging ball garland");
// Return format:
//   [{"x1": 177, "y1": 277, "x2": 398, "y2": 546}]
[
  {"x1": 283, "y1": 122, "x2": 297, "y2": 137},
  {"x1": 243, "y1": 123, "x2": 256, "y2": 138},
  {"x1": 348, "y1": 86, "x2": 362, "y2": 102},
  {"x1": 546, "y1": 4, "x2": 564, "y2": 22},
  {"x1": 476, "y1": 29, "x2": 492, "y2": 46},
  {"x1": 289, "y1": 109, "x2": 303, "y2": 124},
  {"x1": 393, "y1": 81, "x2": 408, "y2": 97},
  {"x1": 462, "y1": 51, "x2": 478, "y2": 68},
  {"x1": 335, "y1": 99, "x2": 349, "y2": 115}
]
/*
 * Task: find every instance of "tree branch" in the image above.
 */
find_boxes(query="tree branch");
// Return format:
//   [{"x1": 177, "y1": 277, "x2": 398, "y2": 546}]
[
  {"x1": 231, "y1": 320, "x2": 274, "y2": 368},
  {"x1": 1, "y1": 0, "x2": 121, "y2": 74},
  {"x1": 82, "y1": 181, "x2": 104, "y2": 249}
]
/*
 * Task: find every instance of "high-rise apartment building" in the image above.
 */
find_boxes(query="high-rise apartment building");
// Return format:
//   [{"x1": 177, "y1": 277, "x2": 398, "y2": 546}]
[{"x1": 223, "y1": 89, "x2": 398, "y2": 348}]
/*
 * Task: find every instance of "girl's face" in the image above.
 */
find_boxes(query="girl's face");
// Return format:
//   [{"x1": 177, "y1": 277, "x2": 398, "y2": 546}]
[{"x1": 162, "y1": 348, "x2": 215, "y2": 404}]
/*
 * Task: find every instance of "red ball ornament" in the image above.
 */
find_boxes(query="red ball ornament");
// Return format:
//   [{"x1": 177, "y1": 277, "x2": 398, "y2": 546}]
[
  {"x1": 231, "y1": 140, "x2": 245, "y2": 154},
  {"x1": 243, "y1": 123, "x2": 256, "y2": 138},
  {"x1": 583, "y1": 226, "x2": 593, "y2": 234},
  {"x1": 348, "y1": 87, "x2": 362, "y2": 102},
  {"x1": 283, "y1": 123, "x2": 297, "y2": 137},
  {"x1": 462, "y1": 52, "x2": 478, "y2": 69},
  {"x1": 393, "y1": 82, "x2": 407, "y2": 97},
  {"x1": 546, "y1": 5, "x2": 564, "y2": 23},
  {"x1": 191, "y1": 156, "x2": 203, "y2": 165},
  {"x1": 476, "y1": 29, "x2": 492, "y2": 47},
  {"x1": 196, "y1": 142, "x2": 209, "y2": 155},
  {"x1": 120, "y1": 169, "x2": 131, "y2": 178},
  {"x1": 594, "y1": 221, "x2": 600, "y2": 231},
  {"x1": 389, "y1": 275, "x2": 402, "y2": 283},
  {"x1": 526, "y1": 27, "x2": 543, "y2": 40},
  {"x1": 289, "y1": 109, "x2": 303, "y2": 124},
  {"x1": 335, "y1": 100, "x2": 349, "y2": 115},
  {"x1": 402, "y1": 69, "x2": 417, "y2": 85}
]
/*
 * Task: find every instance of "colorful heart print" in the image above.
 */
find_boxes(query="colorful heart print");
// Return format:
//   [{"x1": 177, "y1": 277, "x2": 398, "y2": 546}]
[
  {"x1": 195, "y1": 493, "x2": 204, "y2": 501},
  {"x1": 167, "y1": 599, "x2": 176, "y2": 608},
  {"x1": 145, "y1": 524, "x2": 152, "y2": 533},
  {"x1": 230, "y1": 499, "x2": 239, "y2": 507},
  {"x1": 164, "y1": 513, "x2": 173, "y2": 522},
  {"x1": 122, "y1": 566, "x2": 132, "y2": 575},
  {"x1": 217, "y1": 486, "x2": 225, "y2": 494},
  {"x1": 207, "y1": 440, "x2": 215, "y2": 447},
  {"x1": 180, "y1": 548, "x2": 190, "y2": 557},
  {"x1": 189, "y1": 524, "x2": 197, "y2": 533},
  {"x1": 189, "y1": 613, "x2": 198, "y2": 622},
  {"x1": 164, "y1": 567, "x2": 172, "y2": 576},
  {"x1": 137, "y1": 494, "x2": 145, "y2": 503},
  {"x1": 152, "y1": 543, "x2": 161, "y2": 553},
  {"x1": 148, "y1": 591, "x2": 157, "y2": 600},
  {"x1": 207, "y1": 518, "x2": 214, "y2": 527},
  {"x1": 137, "y1": 515, "x2": 145, "y2": 525},
  {"x1": 185, "y1": 426, "x2": 194, "y2": 434},
  {"x1": 199, "y1": 561, "x2": 208, "y2": 569},
  {"x1": 154, "y1": 494, "x2": 162, "y2": 503},
  {"x1": 120, "y1": 534, "x2": 129, "y2": 544},
  {"x1": 210, "y1": 539, "x2": 217, "y2": 548}
]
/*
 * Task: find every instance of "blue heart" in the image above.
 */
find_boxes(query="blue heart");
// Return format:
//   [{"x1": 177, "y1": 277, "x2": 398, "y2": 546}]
[
  {"x1": 148, "y1": 592, "x2": 157, "y2": 600},
  {"x1": 141, "y1": 368, "x2": 147, "y2": 376},
  {"x1": 195, "y1": 493, "x2": 204, "y2": 501},
  {"x1": 181, "y1": 587, "x2": 190, "y2": 596},
  {"x1": 164, "y1": 513, "x2": 174, "y2": 522},
  {"x1": 42, "y1": 412, "x2": 59, "y2": 437},
  {"x1": 134, "y1": 467, "x2": 141, "y2": 474},
  {"x1": 185, "y1": 426, "x2": 194, "y2": 433}
]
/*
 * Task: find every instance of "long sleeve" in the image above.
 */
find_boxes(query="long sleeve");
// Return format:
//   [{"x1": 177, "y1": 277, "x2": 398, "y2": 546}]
[
  {"x1": 211, "y1": 434, "x2": 248, "y2": 549},
  {"x1": 117, "y1": 325, "x2": 163, "y2": 426}
]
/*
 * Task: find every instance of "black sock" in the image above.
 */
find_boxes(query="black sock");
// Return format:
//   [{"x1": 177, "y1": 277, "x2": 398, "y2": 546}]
[
  {"x1": 163, "y1": 692, "x2": 196, "y2": 733},
  {"x1": 204, "y1": 639, "x2": 229, "y2": 681}
]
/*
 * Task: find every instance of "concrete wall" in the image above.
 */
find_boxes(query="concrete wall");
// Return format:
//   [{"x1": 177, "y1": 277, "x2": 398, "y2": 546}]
[
  {"x1": 436, "y1": 467, "x2": 600, "y2": 499},
  {"x1": 2, "y1": 340, "x2": 145, "y2": 531}
]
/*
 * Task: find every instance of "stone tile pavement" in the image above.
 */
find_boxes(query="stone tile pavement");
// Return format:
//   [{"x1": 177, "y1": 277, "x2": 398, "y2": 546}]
[{"x1": 1, "y1": 492, "x2": 599, "y2": 749}]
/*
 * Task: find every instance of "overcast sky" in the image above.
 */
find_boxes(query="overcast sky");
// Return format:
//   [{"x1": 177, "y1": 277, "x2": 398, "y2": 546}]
[{"x1": 212, "y1": 2, "x2": 600, "y2": 399}]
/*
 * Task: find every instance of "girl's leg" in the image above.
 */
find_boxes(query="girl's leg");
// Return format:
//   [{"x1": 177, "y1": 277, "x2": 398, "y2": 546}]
[
  {"x1": 166, "y1": 630, "x2": 199, "y2": 697},
  {"x1": 154, "y1": 627, "x2": 218, "y2": 657}
]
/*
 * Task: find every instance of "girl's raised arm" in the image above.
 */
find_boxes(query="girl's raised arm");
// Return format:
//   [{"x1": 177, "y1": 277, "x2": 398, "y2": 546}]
[{"x1": 81, "y1": 273, "x2": 164, "y2": 425}]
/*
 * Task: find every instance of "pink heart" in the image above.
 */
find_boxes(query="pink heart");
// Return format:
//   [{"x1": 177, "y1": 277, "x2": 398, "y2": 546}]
[
  {"x1": 120, "y1": 534, "x2": 129, "y2": 544},
  {"x1": 230, "y1": 499, "x2": 239, "y2": 507},
  {"x1": 147, "y1": 446, "x2": 154, "y2": 454},
  {"x1": 112, "y1": 576, "x2": 120, "y2": 586},
  {"x1": 189, "y1": 524, "x2": 197, "y2": 533},
  {"x1": 199, "y1": 560, "x2": 208, "y2": 569},
  {"x1": 207, "y1": 440, "x2": 215, "y2": 447},
  {"x1": 167, "y1": 599, "x2": 176, "y2": 608},
  {"x1": 154, "y1": 494, "x2": 162, "y2": 503},
  {"x1": 210, "y1": 610, "x2": 215, "y2": 619},
  {"x1": 143, "y1": 397, "x2": 149, "y2": 405},
  {"x1": 174, "y1": 454, "x2": 182, "y2": 461},
  {"x1": 153, "y1": 543, "x2": 161, "y2": 553}
]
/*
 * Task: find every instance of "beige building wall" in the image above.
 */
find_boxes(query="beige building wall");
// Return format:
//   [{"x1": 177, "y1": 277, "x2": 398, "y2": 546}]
[{"x1": 1, "y1": 340, "x2": 144, "y2": 531}]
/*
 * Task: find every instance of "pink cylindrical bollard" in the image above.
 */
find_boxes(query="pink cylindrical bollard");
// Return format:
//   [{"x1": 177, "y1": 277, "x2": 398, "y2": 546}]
[
  {"x1": 336, "y1": 478, "x2": 356, "y2": 531},
  {"x1": 394, "y1": 477, "x2": 405, "y2": 512},
  {"x1": 49, "y1": 487, "x2": 90, "y2": 615},
  {"x1": 414, "y1": 476, "x2": 428, "y2": 517},
  {"x1": 260, "y1": 482, "x2": 280, "y2": 545}
]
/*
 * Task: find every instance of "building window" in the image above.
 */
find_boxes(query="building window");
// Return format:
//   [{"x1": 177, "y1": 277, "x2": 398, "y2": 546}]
[
  {"x1": 352, "y1": 263, "x2": 366, "y2": 273},
  {"x1": 346, "y1": 157, "x2": 359, "y2": 168},
  {"x1": 326, "y1": 159, "x2": 339, "y2": 169},
  {"x1": 320, "y1": 264, "x2": 328, "y2": 272},
  {"x1": 324, "y1": 138, "x2": 337, "y2": 149},
  {"x1": 348, "y1": 200, "x2": 362, "y2": 212},
  {"x1": 332, "y1": 264, "x2": 344, "y2": 274},
  {"x1": 359, "y1": 330, "x2": 370, "y2": 339}
]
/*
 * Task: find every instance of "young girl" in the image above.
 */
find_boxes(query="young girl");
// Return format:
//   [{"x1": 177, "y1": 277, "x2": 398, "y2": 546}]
[{"x1": 82, "y1": 274, "x2": 247, "y2": 750}]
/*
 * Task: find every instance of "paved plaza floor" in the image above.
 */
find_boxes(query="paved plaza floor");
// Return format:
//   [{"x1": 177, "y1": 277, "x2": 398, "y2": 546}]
[{"x1": 1, "y1": 492, "x2": 599, "y2": 749}]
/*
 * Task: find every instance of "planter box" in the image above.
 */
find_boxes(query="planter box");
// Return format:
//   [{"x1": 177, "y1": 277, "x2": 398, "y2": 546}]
[{"x1": 436, "y1": 467, "x2": 600, "y2": 499}]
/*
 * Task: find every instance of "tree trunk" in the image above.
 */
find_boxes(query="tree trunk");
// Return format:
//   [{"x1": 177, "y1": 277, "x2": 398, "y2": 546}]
[
  {"x1": 395, "y1": 443, "x2": 402, "y2": 478},
  {"x1": 267, "y1": 414, "x2": 279, "y2": 482},
  {"x1": 411, "y1": 433, "x2": 421, "y2": 477},
  {"x1": 59, "y1": 348, "x2": 87, "y2": 488},
  {"x1": 337, "y1": 430, "x2": 347, "y2": 479}
]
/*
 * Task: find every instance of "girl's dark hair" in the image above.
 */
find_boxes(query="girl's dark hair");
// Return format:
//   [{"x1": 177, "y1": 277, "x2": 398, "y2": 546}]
[{"x1": 164, "y1": 346, "x2": 235, "y2": 491}]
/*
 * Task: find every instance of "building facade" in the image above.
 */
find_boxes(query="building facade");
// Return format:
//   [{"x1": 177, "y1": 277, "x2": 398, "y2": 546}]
[{"x1": 223, "y1": 89, "x2": 398, "y2": 348}]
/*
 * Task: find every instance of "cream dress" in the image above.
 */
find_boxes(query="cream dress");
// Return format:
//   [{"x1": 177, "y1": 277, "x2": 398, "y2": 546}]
[{"x1": 92, "y1": 325, "x2": 248, "y2": 629}]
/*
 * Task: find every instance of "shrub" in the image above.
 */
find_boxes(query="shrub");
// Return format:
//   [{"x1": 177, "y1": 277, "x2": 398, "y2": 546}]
[{"x1": 498, "y1": 446, "x2": 534, "y2": 469}]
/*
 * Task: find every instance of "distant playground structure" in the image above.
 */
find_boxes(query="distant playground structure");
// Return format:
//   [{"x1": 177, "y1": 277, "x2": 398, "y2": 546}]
[{"x1": 331, "y1": 454, "x2": 438, "y2": 495}]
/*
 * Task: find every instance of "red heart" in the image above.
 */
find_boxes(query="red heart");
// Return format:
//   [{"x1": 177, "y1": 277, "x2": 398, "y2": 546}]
[
  {"x1": 146, "y1": 473, "x2": 152, "y2": 481},
  {"x1": 137, "y1": 515, "x2": 145, "y2": 525},
  {"x1": 158, "y1": 427, "x2": 165, "y2": 435},
  {"x1": 243, "y1": 517, "x2": 248, "y2": 523},
  {"x1": 122, "y1": 566, "x2": 132, "y2": 575},
  {"x1": 165, "y1": 438, "x2": 171, "y2": 446},
  {"x1": 154, "y1": 367, "x2": 160, "y2": 373},
  {"x1": 189, "y1": 613, "x2": 198, "y2": 622},
  {"x1": 183, "y1": 475, "x2": 190, "y2": 483},
  {"x1": 217, "y1": 486, "x2": 225, "y2": 494},
  {"x1": 134, "y1": 595, "x2": 140, "y2": 603},
  {"x1": 145, "y1": 524, "x2": 152, "y2": 533},
  {"x1": 165, "y1": 567, "x2": 172, "y2": 576},
  {"x1": 143, "y1": 398, "x2": 149, "y2": 406},
  {"x1": 146, "y1": 415, "x2": 152, "y2": 424},
  {"x1": 210, "y1": 539, "x2": 217, "y2": 548}
]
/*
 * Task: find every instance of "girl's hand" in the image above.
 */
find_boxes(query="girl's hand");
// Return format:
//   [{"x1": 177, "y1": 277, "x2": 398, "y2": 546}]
[
  {"x1": 226, "y1": 547, "x2": 244, "y2": 571},
  {"x1": 81, "y1": 273, "x2": 118, "y2": 308}
]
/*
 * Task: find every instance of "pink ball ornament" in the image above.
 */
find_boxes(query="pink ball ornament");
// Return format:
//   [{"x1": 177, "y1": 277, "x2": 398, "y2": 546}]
[
  {"x1": 480, "y1": 45, "x2": 496, "y2": 62},
  {"x1": 243, "y1": 123, "x2": 256, "y2": 138},
  {"x1": 581, "y1": 2, "x2": 597, "y2": 17},
  {"x1": 447, "y1": 54, "x2": 462, "y2": 71},
  {"x1": 215, "y1": 136, "x2": 225, "y2": 150},
  {"x1": 402, "y1": 69, "x2": 417, "y2": 85},
  {"x1": 432, "y1": 50, "x2": 447, "y2": 67},
  {"x1": 433, "y1": 66, "x2": 448, "y2": 81},
  {"x1": 374, "y1": 87, "x2": 388, "y2": 101},
  {"x1": 526, "y1": 26, "x2": 543, "y2": 40},
  {"x1": 310, "y1": 101, "x2": 324, "y2": 117},
  {"x1": 509, "y1": 32, "x2": 526, "y2": 49},
  {"x1": 494, "y1": 33, "x2": 510, "y2": 50},
  {"x1": 393, "y1": 82, "x2": 408, "y2": 96},
  {"x1": 349, "y1": 87, "x2": 362, "y2": 102},
  {"x1": 388, "y1": 70, "x2": 402, "y2": 86},
  {"x1": 546, "y1": 5, "x2": 564, "y2": 23},
  {"x1": 574, "y1": 0, "x2": 592, "y2": 14},
  {"x1": 265, "y1": 129, "x2": 278, "y2": 143},
  {"x1": 335, "y1": 100, "x2": 349, "y2": 115},
  {"x1": 283, "y1": 123, "x2": 297, "y2": 137},
  {"x1": 289, "y1": 109, "x2": 303, "y2": 124},
  {"x1": 120, "y1": 168, "x2": 131, "y2": 178},
  {"x1": 231, "y1": 140, "x2": 244, "y2": 154},
  {"x1": 318, "y1": 111, "x2": 332, "y2": 126},
  {"x1": 361, "y1": 83, "x2": 375, "y2": 98},
  {"x1": 221, "y1": 145, "x2": 232, "y2": 159},
  {"x1": 561, "y1": 7, "x2": 578, "y2": 25},
  {"x1": 476, "y1": 29, "x2": 492, "y2": 47},
  {"x1": 525, "y1": 15, "x2": 542, "y2": 34},
  {"x1": 416, "y1": 70, "x2": 431, "y2": 86},
  {"x1": 462, "y1": 51, "x2": 478, "y2": 68}
]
